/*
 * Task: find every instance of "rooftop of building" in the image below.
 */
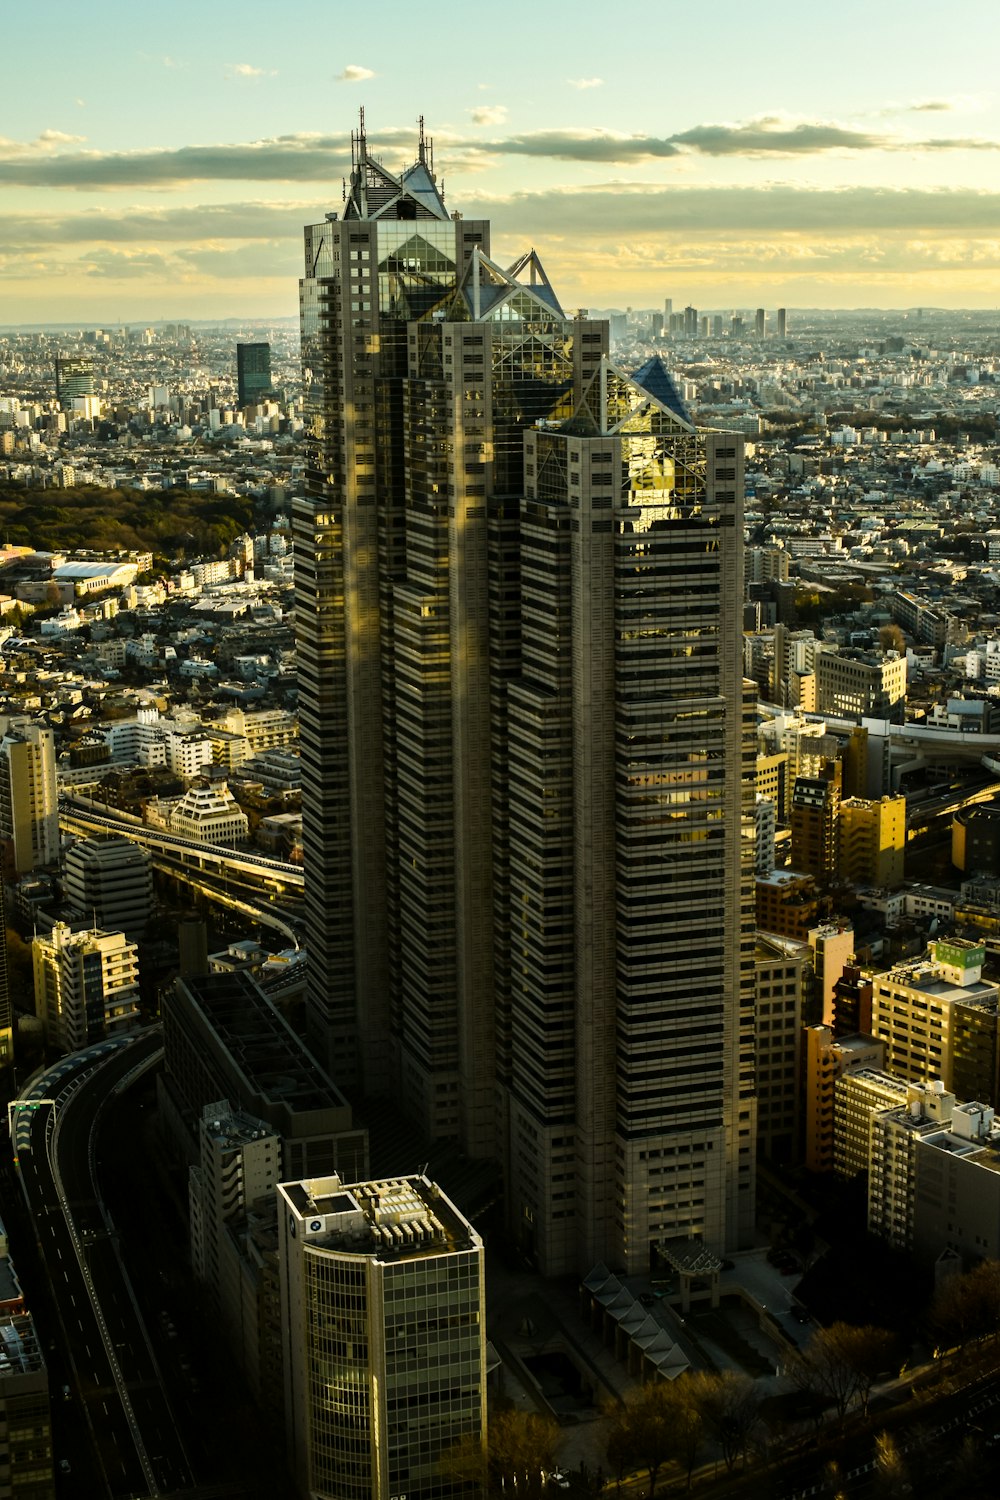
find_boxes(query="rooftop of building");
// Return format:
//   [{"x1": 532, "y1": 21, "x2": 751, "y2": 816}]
[
  {"x1": 879, "y1": 967, "x2": 998, "y2": 1004},
  {"x1": 0, "y1": 1314, "x2": 44, "y2": 1378},
  {"x1": 838, "y1": 1065, "x2": 909, "y2": 1095},
  {"x1": 832, "y1": 1031, "x2": 886, "y2": 1060},
  {"x1": 757, "y1": 867, "x2": 817, "y2": 889},
  {"x1": 756, "y1": 931, "x2": 811, "y2": 960},
  {"x1": 174, "y1": 970, "x2": 350, "y2": 1117},
  {"x1": 280, "y1": 1173, "x2": 479, "y2": 1260},
  {"x1": 200, "y1": 1099, "x2": 275, "y2": 1151}
]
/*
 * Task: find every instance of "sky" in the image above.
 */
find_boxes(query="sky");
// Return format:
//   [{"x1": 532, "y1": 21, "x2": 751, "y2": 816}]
[{"x1": 2, "y1": 0, "x2": 1000, "y2": 323}]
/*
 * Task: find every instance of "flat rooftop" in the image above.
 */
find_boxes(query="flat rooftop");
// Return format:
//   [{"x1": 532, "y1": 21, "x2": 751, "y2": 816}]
[
  {"x1": 175, "y1": 971, "x2": 349, "y2": 1115},
  {"x1": 281, "y1": 1174, "x2": 480, "y2": 1260},
  {"x1": 0, "y1": 1315, "x2": 44, "y2": 1378}
]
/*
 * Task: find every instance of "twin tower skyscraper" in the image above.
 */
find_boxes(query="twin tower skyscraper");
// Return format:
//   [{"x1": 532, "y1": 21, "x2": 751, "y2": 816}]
[{"x1": 294, "y1": 119, "x2": 756, "y2": 1277}]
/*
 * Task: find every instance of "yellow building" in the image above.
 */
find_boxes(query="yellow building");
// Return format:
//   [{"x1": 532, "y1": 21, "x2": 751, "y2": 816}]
[
  {"x1": 838, "y1": 795, "x2": 905, "y2": 888},
  {"x1": 803, "y1": 1026, "x2": 887, "y2": 1173}
]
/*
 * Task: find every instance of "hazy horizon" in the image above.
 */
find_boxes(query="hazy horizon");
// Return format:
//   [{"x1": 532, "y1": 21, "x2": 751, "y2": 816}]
[{"x1": 3, "y1": 0, "x2": 1000, "y2": 322}]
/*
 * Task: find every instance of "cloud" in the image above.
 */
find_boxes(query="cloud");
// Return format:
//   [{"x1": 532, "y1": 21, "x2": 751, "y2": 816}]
[
  {"x1": 908, "y1": 100, "x2": 954, "y2": 113},
  {"x1": 0, "y1": 200, "x2": 327, "y2": 246},
  {"x1": 483, "y1": 129, "x2": 682, "y2": 162},
  {"x1": 0, "y1": 134, "x2": 356, "y2": 188},
  {"x1": 228, "y1": 63, "x2": 277, "y2": 79},
  {"x1": 7, "y1": 183, "x2": 1000, "y2": 256},
  {"x1": 482, "y1": 117, "x2": 1000, "y2": 163},
  {"x1": 336, "y1": 64, "x2": 374, "y2": 82},
  {"x1": 36, "y1": 129, "x2": 86, "y2": 147},
  {"x1": 8, "y1": 183, "x2": 1000, "y2": 305},
  {"x1": 477, "y1": 182, "x2": 1000, "y2": 240},
  {"x1": 470, "y1": 105, "x2": 507, "y2": 127},
  {"x1": 568, "y1": 78, "x2": 604, "y2": 90},
  {"x1": 0, "y1": 115, "x2": 999, "y2": 195},
  {"x1": 81, "y1": 247, "x2": 181, "y2": 280}
]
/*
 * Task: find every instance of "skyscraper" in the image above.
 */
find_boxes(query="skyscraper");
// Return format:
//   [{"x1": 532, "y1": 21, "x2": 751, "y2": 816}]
[
  {"x1": 54, "y1": 355, "x2": 95, "y2": 408},
  {"x1": 296, "y1": 118, "x2": 755, "y2": 1275},
  {"x1": 236, "y1": 341, "x2": 272, "y2": 407}
]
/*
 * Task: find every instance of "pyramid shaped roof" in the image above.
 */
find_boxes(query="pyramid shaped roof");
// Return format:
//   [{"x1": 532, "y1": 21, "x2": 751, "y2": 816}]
[{"x1": 630, "y1": 355, "x2": 694, "y2": 428}]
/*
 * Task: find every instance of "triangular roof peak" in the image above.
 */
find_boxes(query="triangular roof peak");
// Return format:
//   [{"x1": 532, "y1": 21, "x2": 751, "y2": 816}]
[
  {"x1": 343, "y1": 111, "x2": 448, "y2": 222},
  {"x1": 568, "y1": 355, "x2": 696, "y2": 436},
  {"x1": 459, "y1": 245, "x2": 565, "y2": 320},
  {"x1": 630, "y1": 354, "x2": 694, "y2": 428}
]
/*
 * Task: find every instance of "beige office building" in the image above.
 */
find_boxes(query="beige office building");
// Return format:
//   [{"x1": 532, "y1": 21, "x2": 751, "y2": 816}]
[
  {"x1": 278, "y1": 1174, "x2": 485, "y2": 1500},
  {"x1": 755, "y1": 933, "x2": 811, "y2": 1160},
  {"x1": 871, "y1": 940, "x2": 999, "y2": 1094},
  {"x1": 0, "y1": 721, "x2": 58, "y2": 875}
]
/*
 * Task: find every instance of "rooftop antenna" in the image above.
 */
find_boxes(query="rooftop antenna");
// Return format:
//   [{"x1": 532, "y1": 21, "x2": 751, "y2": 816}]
[{"x1": 418, "y1": 115, "x2": 427, "y2": 165}]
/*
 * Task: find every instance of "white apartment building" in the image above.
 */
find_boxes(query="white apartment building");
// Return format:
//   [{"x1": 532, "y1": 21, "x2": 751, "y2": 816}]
[
  {"x1": 913, "y1": 1099, "x2": 1000, "y2": 1265},
  {"x1": 189, "y1": 1101, "x2": 281, "y2": 1338},
  {"x1": 804, "y1": 1030, "x2": 888, "y2": 1172},
  {"x1": 868, "y1": 1080, "x2": 956, "y2": 1250},
  {"x1": 32, "y1": 921, "x2": 140, "y2": 1052},
  {"x1": 832, "y1": 1062, "x2": 907, "y2": 1179}
]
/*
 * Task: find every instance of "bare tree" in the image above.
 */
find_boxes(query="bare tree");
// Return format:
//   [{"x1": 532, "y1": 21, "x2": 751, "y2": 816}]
[
  {"x1": 873, "y1": 1431, "x2": 909, "y2": 1498},
  {"x1": 604, "y1": 1378, "x2": 712, "y2": 1496},
  {"x1": 931, "y1": 1259, "x2": 1000, "y2": 1352},
  {"x1": 443, "y1": 1409, "x2": 559, "y2": 1500},
  {"x1": 687, "y1": 1370, "x2": 761, "y2": 1473},
  {"x1": 788, "y1": 1323, "x2": 895, "y2": 1427}
]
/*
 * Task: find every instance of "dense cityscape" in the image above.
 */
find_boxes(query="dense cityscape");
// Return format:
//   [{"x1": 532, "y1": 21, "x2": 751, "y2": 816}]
[{"x1": 4, "y1": 86, "x2": 1000, "y2": 1500}]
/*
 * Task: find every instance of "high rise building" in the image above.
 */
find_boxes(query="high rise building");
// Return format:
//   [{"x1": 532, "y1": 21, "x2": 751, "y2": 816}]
[
  {"x1": 754, "y1": 307, "x2": 765, "y2": 338},
  {"x1": 295, "y1": 118, "x2": 755, "y2": 1275},
  {"x1": 277, "y1": 1173, "x2": 485, "y2": 1500},
  {"x1": 62, "y1": 836, "x2": 153, "y2": 941},
  {"x1": 871, "y1": 940, "x2": 1000, "y2": 1100},
  {"x1": 0, "y1": 721, "x2": 58, "y2": 875},
  {"x1": 0, "y1": 883, "x2": 11, "y2": 1073},
  {"x1": 54, "y1": 355, "x2": 95, "y2": 408},
  {"x1": 838, "y1": 795, "x2": 905, "y2": 888},
  {"x1": 776, "y1": 307, "x2": 787, "y2": 339},
  {"x1": 236, "y1": 342, "x2": 272, "y2": 407}
]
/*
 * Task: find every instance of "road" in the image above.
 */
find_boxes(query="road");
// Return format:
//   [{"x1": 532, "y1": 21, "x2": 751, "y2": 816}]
[{"x1": 12, "y1": 1032, "x2": 194, "y2": 1497}]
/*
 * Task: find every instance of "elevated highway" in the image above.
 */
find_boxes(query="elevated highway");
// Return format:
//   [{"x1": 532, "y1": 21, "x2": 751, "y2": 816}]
[
  {"x1": 11, "y1": 1031, "x2": 193, "y2": 1497},
  {"x1": 58, "y1": 793, "x2": 304, "y2": 940}
]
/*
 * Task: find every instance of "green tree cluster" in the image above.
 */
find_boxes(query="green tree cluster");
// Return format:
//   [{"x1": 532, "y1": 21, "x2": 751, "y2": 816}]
[{"x1": 0, "y1": 483, "x2": 254, "y2": 559}]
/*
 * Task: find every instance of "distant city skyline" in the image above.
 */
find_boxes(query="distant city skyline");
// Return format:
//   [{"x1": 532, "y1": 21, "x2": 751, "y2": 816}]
[{"x1": 2, "y1": 0, "x2": 1000, "y2": 321}]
